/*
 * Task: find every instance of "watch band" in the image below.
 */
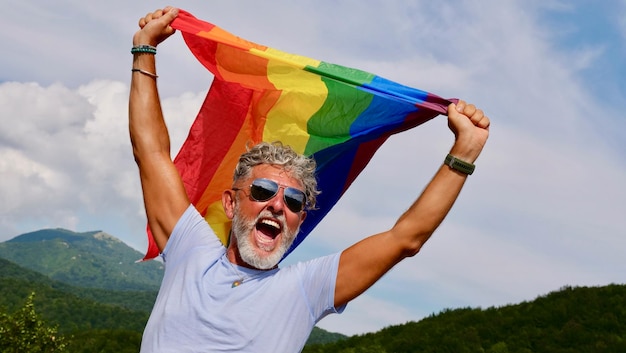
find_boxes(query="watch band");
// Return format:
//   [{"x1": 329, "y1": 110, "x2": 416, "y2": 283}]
[{"x1": 444, "y1": 154, "x2": 475, "y2": 175}]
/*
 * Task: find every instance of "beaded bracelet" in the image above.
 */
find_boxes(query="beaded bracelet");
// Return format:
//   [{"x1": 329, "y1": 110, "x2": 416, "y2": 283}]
[
  {"x1": 132, "y1": 68, "x2": 158, "y2": 78},
  {"x1": 131, "y1": 45, "x2": 157, "y2": 55}
]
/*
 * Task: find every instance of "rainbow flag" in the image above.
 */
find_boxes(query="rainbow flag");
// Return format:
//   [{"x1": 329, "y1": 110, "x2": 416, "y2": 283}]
[{"x1": 141, "y1": 9, "x2": 455, "y2": 260}]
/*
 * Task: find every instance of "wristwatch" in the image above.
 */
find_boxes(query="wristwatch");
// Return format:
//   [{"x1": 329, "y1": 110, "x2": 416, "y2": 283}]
[{"x1": 444, "y1": 154, "x2": 475, "y2": 175}]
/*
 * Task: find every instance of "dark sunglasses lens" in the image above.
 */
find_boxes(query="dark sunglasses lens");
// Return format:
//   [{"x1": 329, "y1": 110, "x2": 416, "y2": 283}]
[
  {"x1": 250, "y1": 178, "x2": 305, "y2": 212},
  {"x1": 250, "y1": 179, "x2": 279, "y2": 201},
  {"x1": 284, "y1": 188, "x2": 306, "y2": 212}
]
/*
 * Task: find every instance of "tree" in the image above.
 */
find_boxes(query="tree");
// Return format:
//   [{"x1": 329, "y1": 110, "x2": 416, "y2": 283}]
[{"x1": 0, "y1": 292, "x2": 69, "y2": 352}]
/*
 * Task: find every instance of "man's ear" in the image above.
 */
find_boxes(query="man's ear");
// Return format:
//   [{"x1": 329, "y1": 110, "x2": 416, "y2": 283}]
[
  {"x1": 299, "y1": 211, "x2": 307, "y2": 224},
  {"x1": 222, "y1": 190, "x2": 236, "y2": 220}
]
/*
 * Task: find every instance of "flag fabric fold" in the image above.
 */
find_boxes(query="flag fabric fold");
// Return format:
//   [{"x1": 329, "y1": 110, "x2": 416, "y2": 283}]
[{"x1": 141, "y1": 9, "x2": 455, "y2": 261}]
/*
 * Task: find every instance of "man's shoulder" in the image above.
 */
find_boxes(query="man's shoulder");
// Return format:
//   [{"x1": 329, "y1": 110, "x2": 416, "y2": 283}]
[
  {"x1": 163, "y1": 204, "x2": 224, "y2": 262},
  {"x1": 279, "y1": 253, "x2": 342, "y2": 276}
]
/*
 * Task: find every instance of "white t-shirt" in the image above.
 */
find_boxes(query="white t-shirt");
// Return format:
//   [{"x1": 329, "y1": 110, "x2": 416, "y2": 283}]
[{"x1": 140, "y1": 205, "x2": 344, "y2": 352}]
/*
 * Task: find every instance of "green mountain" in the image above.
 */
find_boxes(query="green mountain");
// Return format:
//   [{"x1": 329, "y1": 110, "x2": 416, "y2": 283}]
[
  {"x1": 0, "y1": 228, "x2": 163, "y2": 291},
  {"x1": 0, "y1": 280, "x2": 146, "y2": 351},
  {"x1": 0, "y1": 256, "x2": 151, "y2": 353},
  {"x1": 0, "y1": 257, "x2": 158, "y2": 314}
]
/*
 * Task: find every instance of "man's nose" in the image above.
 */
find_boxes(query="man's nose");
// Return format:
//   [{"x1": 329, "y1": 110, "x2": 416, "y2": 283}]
[{"x1": 265, "y1": 187, "x2": 286, "y2": 213}]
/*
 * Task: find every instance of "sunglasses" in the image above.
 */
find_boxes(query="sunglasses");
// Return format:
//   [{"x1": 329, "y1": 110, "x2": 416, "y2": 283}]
[{"x1": 233, "y1": 178, "x2": 307, "y2": 213}]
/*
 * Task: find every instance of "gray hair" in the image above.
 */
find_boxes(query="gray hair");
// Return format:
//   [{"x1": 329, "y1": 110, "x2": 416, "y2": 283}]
[{"x1": 233, "y1": 141, "x2": 320, "y2": 210}]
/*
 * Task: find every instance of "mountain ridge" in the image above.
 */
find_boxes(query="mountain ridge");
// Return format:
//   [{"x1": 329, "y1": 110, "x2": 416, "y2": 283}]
[
  {"x1": 7, "y1": 228, "x2": 104, "y2": 243},
  {"x1": 0, "y1": 228, "x2": 163, "y2": 291}
]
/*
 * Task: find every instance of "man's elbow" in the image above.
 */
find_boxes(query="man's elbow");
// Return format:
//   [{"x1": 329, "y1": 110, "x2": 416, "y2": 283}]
[{"x1": 393, "y1": 228, "x2": 433, "y2": 258}]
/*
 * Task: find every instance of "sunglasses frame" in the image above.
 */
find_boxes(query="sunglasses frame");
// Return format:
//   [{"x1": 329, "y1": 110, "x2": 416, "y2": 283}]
[{"x1": 232, "y1": 178, "x2": 307, "y2": 213}]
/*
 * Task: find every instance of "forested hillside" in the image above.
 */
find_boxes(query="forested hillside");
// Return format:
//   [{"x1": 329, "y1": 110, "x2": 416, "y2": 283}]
[{"x1": 0, "y1": 228, "x2": 163, "y2": 291}]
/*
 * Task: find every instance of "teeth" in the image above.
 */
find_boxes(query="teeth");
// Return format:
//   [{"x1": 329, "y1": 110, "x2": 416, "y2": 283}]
[{"x1": 260, "y1": 219, "x2": 280, "y2": 230}]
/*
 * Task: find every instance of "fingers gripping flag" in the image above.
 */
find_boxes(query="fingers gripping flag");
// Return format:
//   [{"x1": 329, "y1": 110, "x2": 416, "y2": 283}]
[{"x1": 141, "y1": 9, "x2": 455, "y2": 261}]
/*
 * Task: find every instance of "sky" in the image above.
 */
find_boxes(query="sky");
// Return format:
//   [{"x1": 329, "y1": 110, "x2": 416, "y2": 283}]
[{"x1": 1, "y1": 0, "x2": 625, "y2": 336}]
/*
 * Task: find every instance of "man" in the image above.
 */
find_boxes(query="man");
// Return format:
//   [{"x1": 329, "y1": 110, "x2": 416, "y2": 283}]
[{"x1": 130, "y1": 7, "x2": 490, "y2": 353}]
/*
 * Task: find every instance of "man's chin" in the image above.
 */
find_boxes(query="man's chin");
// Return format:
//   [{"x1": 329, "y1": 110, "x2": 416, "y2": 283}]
[
  {"x1": 245, "y1": 257, "x2": 279, "y2": 270},
  {"x1": 239, "y1": 246, "x2": 283, "y2": 270}
]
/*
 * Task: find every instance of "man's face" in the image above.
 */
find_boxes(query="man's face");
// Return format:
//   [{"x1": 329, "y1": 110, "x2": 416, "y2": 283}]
[{"x1": 229, "y1": 164, "x2": 306, "y2": 269}]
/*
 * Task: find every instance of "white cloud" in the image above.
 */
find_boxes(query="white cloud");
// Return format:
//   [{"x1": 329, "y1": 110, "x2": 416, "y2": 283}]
[
  {"x1": 0, "y1": 80, "x2": 203, "y2": 242},
  {"x1": 0, "y1": 148, "x2": 66, "y2": 211},
  {"x1": 0, "y1": 82, "x2": 92, "y2": 229}
]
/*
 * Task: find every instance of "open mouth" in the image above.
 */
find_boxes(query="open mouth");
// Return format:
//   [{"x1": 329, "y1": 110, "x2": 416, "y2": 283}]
[{"x1": 255, "y1": 218, "x2": 282, "y2": 247}]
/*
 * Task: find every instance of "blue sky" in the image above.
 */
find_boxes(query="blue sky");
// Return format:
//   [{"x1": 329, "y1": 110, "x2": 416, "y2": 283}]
[{"x1": 1, "y1": 0, "x2": 625, "y2": 336}]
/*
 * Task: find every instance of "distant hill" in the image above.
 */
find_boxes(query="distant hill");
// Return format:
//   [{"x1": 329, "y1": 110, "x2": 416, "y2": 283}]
[
  {"x1": 0, "y1": 257, "x2": 158, "y2": 313},
  {"x1": 0, "y1": 257, "x2": 152, "y2": 334},
  {"x1": 0, "y1": 228, "x2": 163, "y2": 291}
]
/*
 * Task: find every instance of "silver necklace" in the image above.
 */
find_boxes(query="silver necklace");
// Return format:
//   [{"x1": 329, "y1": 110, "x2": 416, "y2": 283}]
[{"x1": 227, "y1": 260, "x2": 264, "y2": 288}]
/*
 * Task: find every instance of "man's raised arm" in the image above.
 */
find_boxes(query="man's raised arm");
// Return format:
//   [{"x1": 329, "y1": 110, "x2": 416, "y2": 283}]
[
  {"x1": 334, "y1": 100, "x2": 490, "y2": 307},
  {"x1": 129, "y1": 7, "x2": 189, "y2": 251}
]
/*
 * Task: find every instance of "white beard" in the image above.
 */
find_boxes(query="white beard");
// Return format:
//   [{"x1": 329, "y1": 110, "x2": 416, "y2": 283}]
[{"x1": 231, "y1": 203, "x2": 299, "y2": 270}]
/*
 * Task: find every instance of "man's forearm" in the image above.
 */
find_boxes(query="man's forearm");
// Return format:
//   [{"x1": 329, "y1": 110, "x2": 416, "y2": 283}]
[
  {"x1": 128, "y1": 53, "x2": 170, "y2": 161},
  {"x1": 392, "y1": 157, "x2": 469, "y2": 255}
]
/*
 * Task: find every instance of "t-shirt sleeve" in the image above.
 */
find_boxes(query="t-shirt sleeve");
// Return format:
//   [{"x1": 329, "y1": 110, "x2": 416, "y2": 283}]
[
  {"x1": 161, "y1": 204, "x2": 223, "y2": 265},
  {"x1": 297, "y1": 253, "x2": 346, "y2": 322}
]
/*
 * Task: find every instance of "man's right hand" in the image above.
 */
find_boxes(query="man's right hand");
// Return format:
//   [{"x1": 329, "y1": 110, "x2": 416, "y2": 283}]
[
  {"x1": 447, "y1": 100, "x2": 490, "y2": 164},
  {"x1": 133, "y1": 7, "x2": 179, "y2": 47}
]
